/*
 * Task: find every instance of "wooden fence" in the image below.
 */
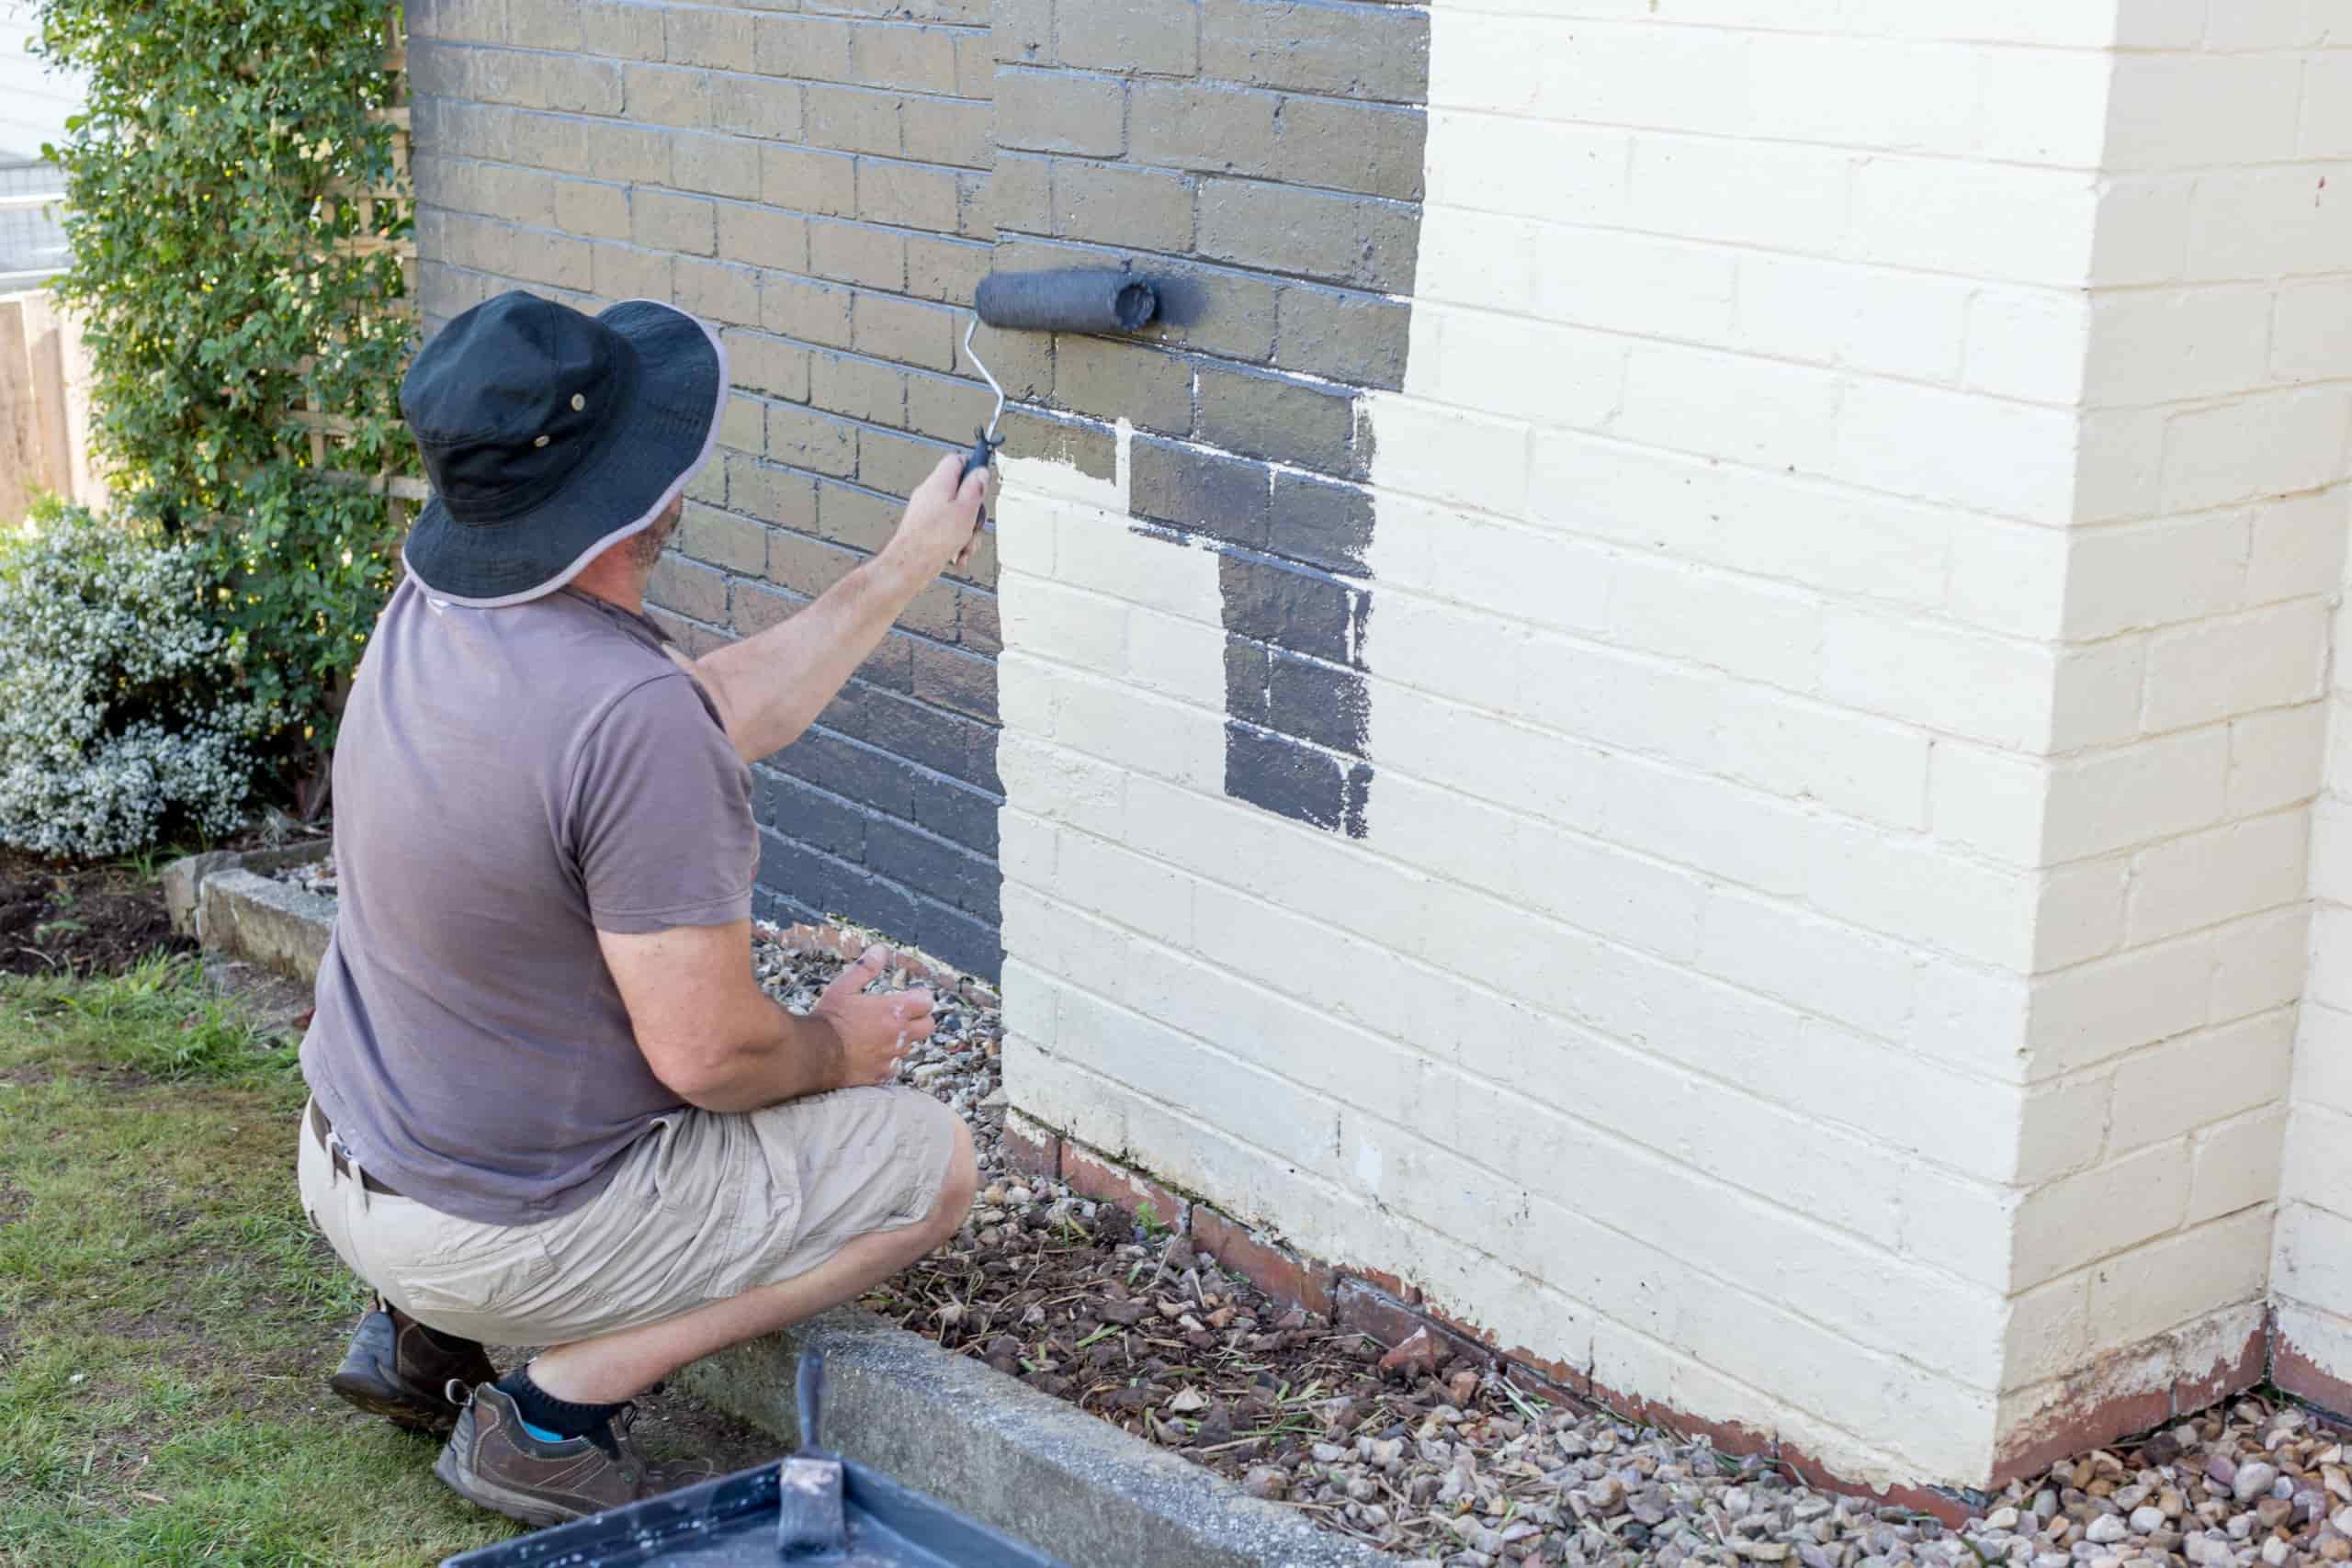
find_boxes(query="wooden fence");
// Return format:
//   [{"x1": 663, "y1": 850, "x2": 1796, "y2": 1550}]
[{"x1": 0, "y1": 286, "x2": 102, "y2": 525}]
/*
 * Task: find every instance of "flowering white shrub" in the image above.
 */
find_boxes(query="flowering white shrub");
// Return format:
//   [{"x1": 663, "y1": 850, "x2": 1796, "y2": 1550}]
[{"x1": 0, "y1": 502, "x2": 259, "y2": 859}]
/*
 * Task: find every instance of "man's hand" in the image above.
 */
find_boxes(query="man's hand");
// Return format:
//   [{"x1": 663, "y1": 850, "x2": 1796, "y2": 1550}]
[
  {"x1": 600, "y1": 919, "x2": 846, "y2": 1112},
  {"x1": 814, "y1": 945, "x2": 936, "y2": 1088},
  {"x1": 885, "y1": 453, "x2": 989, "y2": 576}
]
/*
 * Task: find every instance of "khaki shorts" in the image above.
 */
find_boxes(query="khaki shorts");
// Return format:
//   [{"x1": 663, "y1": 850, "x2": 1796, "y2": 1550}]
[{"x1": 297, "y1": 1087, "x2": 960, "y2": 1346}]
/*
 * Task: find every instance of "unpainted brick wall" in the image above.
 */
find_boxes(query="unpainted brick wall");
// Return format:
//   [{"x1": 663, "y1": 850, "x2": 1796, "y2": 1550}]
[
  {"x1": 405, "y1": 0, "x2": 1013, "y2": 976},
  {"x1": 998, "y1": 0, "x2": 2352, "y2": 1492}
]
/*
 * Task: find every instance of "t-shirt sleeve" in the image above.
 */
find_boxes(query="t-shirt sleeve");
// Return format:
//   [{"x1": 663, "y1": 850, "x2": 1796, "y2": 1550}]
[{"x1": 571, "y1": 674, "x2": 758, "y2": 934}]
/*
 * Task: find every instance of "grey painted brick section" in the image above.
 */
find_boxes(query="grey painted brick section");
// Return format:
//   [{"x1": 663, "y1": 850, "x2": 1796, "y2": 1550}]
[
  {"x1": 855, "y1": 25, "x2": 963, "y2": 95},
  {"x1": 755, "y1": 15, "x2": 855, "y2": 82},
  {"x1": 666, "y1": 6, "x2": 752, "y2": 70},
  {"x1": 763, "y1": 146, "x2": 858, "y2": 216},
  {"x1": 1128, "y1": 81, "x2": 1279, "y2": 176},
  {"x1": 1056, "y1": 0, "x2": 1201, "y2": 77},
  {"x1": 1130, "y1": 438, "x2": 1271, "y2": 549},
  {"x1": 1051, "y1": 159, "x2": 1195, "y2": 252},
  {"x1": 770, "y1": 405, "x2": 860, "y2": 478},
  {"x1": 1226, "y1": 721, "x2": 1373, "y2": 839},
  {"x1": 993, "y1": 0, "x2": 1051, "y2": 63},
  {"x1": 718, "y1": 203, "x2": 808, "y2": 271},
  {"x1": 713, "y1": 75, "x2": 803, "y2": 140},
  {"x1": 407, "y1": 0, "x2": 1426, "y2": 966},
  {"x1": 858, "y1": 157, "x2": 962, "y2": 231},
  {"x1": 805, "y1": 84, "x2": 908, "y2": 157},
  {"x1": 1218, "y1": 552, "x2": 1357, "y2": 665},
  {"x1": 763, "y1": 275, "x2": 857, "y2": 347},
  {"x1": 1200, "y1": 178, "x2": 1420, "y2": 292},
  {"x1": 810, "y1": 220, "x2": 907, "y2": 288},
  {"x1": 854, "y1": 292, "x2": 960, "y2": 371},
  {"x1": 673, "y1": 132, "x2": 763, "y2": 198},
  {"x1": 1054, "y1": 335, "x2": 1193, "y2": 434},
  {"x1": 623, "y1": 63, "x2": 713, "y2": 129},
  {"x1": 554, "y1": 177, "x2": 629, "y2": 238},
  {"x1": 726, "y1": 330, "x2": 813, "y2": 400},
  {"x1": 1195, "y1": 365, "x2": 1361, "y2": 477},
  {"x1": 1269, "y1": 649, "x2": 1372, "y2": 756},
  {"x1": 1202, "y1": 0, "x2": 1430, "y2": 104},
  {"x1": 812, "y1": 353, "x2": 909, "y2": 425},
  {"x1": 633, "y1": 187, "x2": 717, "y2": 254},
  {"x1": 728, "y1": 456, "x2": 820, "y2": 531},
  {"x1": 900, "y1": 97, "x2": 993, "y2": 169},
  {"x1": 996, "y1": 67, "x2": 1125, "y2": 156},
  {"x1": 1275, "y1": 286, "x2": 1410, "y2": 389},
  {"x1": 1272, "y1": 472, "x2": 1375, "y2": 575}
]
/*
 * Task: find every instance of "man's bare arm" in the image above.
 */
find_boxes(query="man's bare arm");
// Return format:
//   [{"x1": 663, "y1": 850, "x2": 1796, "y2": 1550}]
[
  {"x1": 599, "y1": 923, "x2": 935, "y2": 1114},
  {"x1": 691, "y1": 454, "x2": 987, "y2": 764}
]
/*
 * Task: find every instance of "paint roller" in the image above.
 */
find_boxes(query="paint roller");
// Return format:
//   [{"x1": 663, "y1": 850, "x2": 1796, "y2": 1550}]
[{"x1": 956, "y1": 268, "x2": 1162, "y2": 515}]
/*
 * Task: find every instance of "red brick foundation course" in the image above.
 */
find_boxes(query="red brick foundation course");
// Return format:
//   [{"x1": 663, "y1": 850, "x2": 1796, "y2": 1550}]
[
  {"x1": 1021, "y1": 1134, "x2": 2333, "y2": 1528},
  {"x1": 2275, "y1": 1328, "x2": 2352, "y2": 1426}
]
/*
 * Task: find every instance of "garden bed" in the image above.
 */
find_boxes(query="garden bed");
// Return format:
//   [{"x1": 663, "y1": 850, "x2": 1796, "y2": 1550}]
[{"x1": 0, "y1": 850, "x2": 192, "y2": 978}]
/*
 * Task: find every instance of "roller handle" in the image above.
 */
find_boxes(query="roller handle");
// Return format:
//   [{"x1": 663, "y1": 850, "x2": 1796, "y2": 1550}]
[
  {"x1": 962, "y1": 428, "x2": 1000, "y2": 485},
  {"x1": 961, "y1": 426, "x2": 1001, "y2": 534}
]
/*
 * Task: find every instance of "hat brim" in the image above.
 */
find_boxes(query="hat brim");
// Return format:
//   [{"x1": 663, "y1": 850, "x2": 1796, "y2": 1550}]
[{"x1": 400, "y1": 299, "x2": 728, "y2": 607}]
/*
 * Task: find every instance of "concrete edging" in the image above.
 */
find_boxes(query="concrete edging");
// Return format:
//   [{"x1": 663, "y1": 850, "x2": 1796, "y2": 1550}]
[
  {"x1": 163, "y1": 843, "x2": 335, "y2": 985},
  {"x1": 680, "y1": 1307, "x2": 1393, "y2": 1568}
]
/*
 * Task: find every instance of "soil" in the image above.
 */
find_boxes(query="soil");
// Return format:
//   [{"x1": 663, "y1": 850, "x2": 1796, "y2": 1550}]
[
  {"x1": 0, "y1": 850, "x2": 191, "y2": 978},
  {"x1": 862, "y1": 1177, "x2": 1545, "y2": 1558}
]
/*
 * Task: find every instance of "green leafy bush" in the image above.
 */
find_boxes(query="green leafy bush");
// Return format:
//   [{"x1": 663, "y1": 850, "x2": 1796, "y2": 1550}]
[
  {"x1": 37, "y1": 0, "x2": 416, "y2": 802},
  {"x1": 0, "y1": 501, "x2": 261, "y2": 859}
]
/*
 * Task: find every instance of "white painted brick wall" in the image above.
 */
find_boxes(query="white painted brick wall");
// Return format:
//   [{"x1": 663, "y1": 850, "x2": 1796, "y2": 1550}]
[
  {"x1": 999, "y1": 0, "x2": 2352, "y2": 1489},
  {"x1": 2279, "y1": 564, "x2": 2352, "y2": 1392}
]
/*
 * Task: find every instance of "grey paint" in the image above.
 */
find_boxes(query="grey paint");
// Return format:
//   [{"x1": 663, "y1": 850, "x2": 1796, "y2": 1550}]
[
  {"x1": 985, "y1": 0, "x2": 1426, "y2": 842},
  {"x1": 404, "y1": 0, "x2": 1428, "y2": 971}
]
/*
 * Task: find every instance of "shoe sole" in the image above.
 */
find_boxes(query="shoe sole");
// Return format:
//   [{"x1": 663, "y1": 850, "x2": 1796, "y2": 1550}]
[
  {"x1": 328, "y1": 1371, "x2": 458, "y2": 1438},
  {"x1": 431, "y1": 1445, "x2": 589, "y2": 1529}
]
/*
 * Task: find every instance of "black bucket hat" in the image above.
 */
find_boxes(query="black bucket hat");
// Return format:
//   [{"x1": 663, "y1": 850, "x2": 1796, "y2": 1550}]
[{"x1": 399, "y1": 290, "x2": 727, "y2": 606}]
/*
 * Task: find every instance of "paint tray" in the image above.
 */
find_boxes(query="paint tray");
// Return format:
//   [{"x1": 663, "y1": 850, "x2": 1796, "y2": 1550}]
[{"x1": 437, "y1": 1451, "x2": 1070, "y2": 1568}]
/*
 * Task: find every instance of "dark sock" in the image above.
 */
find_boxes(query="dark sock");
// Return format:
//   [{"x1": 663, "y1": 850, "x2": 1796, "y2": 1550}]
[{"x1": 497, "y1": 1366, "x2": 628, "y2": 1454}]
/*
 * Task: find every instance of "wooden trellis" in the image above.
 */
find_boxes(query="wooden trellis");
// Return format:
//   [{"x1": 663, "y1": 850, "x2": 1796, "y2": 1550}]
[{"x1": 285, "y1": 5, "x2": 427, "y2": 532}]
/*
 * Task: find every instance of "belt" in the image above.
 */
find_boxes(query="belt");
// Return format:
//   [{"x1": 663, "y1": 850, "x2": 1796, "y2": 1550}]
[{"x1": 309, "y1": 1100, "x2": 401, "y2": 1198}]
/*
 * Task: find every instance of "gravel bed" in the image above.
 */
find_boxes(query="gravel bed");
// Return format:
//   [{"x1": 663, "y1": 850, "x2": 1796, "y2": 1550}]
[
  {"x1": 756, "y1": 929, "x2": 2352, "y2": 1568},
  {"x1": 273, "y1": 851, "x2": 338, "y2": 898}
]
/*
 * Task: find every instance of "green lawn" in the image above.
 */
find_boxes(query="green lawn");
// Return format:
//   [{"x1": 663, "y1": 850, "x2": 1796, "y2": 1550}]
[{"x1": 0, "y1": 956, "x2": 521, "y2": 1566}]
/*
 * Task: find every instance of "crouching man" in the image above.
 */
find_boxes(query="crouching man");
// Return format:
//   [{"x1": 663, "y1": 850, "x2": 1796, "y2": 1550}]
[{"x1": 295, "y1": 290, "x2": 982, "y2": 1526}]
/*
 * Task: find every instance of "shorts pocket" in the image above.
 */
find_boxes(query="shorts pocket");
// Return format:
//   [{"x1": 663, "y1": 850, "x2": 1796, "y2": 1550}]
[{"x1": 390, "y1": 1230, "x2": 558, "y2": 1320}]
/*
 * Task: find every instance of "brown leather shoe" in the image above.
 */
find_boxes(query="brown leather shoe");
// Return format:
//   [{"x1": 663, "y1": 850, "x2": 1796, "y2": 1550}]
[
  {"x1": 327, "y1": 1299, "x2": 496, "y2": 1437},
  {"x1": 432, "y1": 1381, "x2": 714, "y2": 1527}
]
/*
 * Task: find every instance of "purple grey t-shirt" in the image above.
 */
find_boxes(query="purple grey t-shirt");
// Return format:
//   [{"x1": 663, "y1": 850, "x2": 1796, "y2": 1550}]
[{"x1": 300, "y1": 576, "x2": 756, "y2": 1225}]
